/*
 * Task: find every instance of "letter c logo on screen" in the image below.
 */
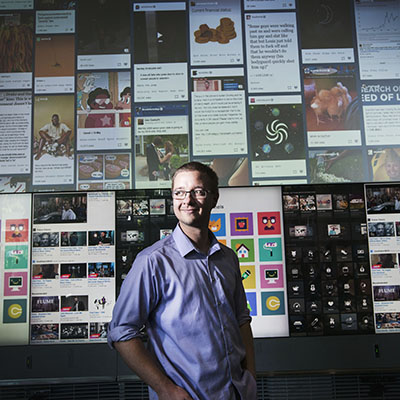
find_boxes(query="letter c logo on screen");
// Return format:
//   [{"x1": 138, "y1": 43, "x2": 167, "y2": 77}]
[
  {"x1": 8, "y1": 303, "x2": 23, "y2": 319},
  {"x1": 266, "y1": 296, "x2": 280, "y2": 311}
]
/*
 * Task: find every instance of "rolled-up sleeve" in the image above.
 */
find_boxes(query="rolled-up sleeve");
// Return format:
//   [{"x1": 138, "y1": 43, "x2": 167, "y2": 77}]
[{"x1": 107, "y1": 252, "x2": 159, "y2": 348}]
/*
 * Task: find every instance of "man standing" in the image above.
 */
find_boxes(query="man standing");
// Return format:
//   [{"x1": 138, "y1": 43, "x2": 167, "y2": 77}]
[
  {"x1": 35, "y1": 114, "x2": 72, "y2": 160},
  {"x1": 108, "y1": 162, "x2": 256, "y2": 399},
  {"x1": 62, "y1": 201, "x2": 76, "y2": 221},
  {"x1": 146, "y1": 136, "x2": 163, "y2": 181}
]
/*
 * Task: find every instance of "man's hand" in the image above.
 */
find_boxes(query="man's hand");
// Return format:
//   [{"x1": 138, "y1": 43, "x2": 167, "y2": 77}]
[{"x1": 158, "y1": 382, "x2": 194, "y2": 400}]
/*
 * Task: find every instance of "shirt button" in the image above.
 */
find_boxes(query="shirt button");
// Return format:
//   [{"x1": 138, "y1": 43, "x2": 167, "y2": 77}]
[{"x1": 217, "y1": 301, "x2": 221, "y2": 306}]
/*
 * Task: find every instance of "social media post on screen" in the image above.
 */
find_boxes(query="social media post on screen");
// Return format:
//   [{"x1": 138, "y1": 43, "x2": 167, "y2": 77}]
[
  {"x1": 0, "y1": 0, "x2": 32, "y2": 9},
  {"x1": 244, "y1": 0, "x2": 295, "y2": 11},
  {"x1": 308, "y1": 149, "x2": 365, "y2": 184},
  {"x1": 133, "y1": 2, "x2": 187, "y2": 64},
  {"x1": 303, "y1": 64, "x2": 362, "y2": 147},
  {"x1": 248, "y1": 95, "x2": 306, "y2": 180},
  {"x1": 0, "y1": 12, "x2": 33, "y2": 90},
  {"x1": 34, "y1": 35, "x2": 75, "y2": 94},
  {"x1": 0, "y1": 91, "x2": 31, "y2": 175},
  {"x1": 76, "y1": 1, "x2": 130, "y2": 70},
  {"x1": 134, "y1": 63, "x2": 188, "y2": 102},
  {"x1": 355, "y1": 0, "x2": 400, "y2": 80},
  {"x1": 32, "y1": 95, "x2": 75, "y2": 187},
  {"x1": 368, "y1": 147, "x2": 400, "y2": 183},
  {"x1": 193, "y1": 157, "x2": 250, "y2": 187},
  {"x1": 361, "y1": 80, "x2": 400, "y2": 146},
  {"x1": 244, "y1": 12, "x2": 300, "y2": 93},
  {"x1": 76, "y1": 71, "x2": 131, "y2": 151},
  {"x1": 191, "y1": 68, "x2": 247, "y2": 156},
  {"x1": 298, "y1": 0, "x2": 355, "y2": 64},
  {"x1": 77, "y1": 153, "x2": 131, "y2": 191},
  {"x1": 35, "y1": 9, "x2": 74, "y2": 34},
  {"x1": 189, "y1": 0, "x2": 243, "y2": 65},
  {"x1": 135, "y1": 120, "x2": 189, "y2": 188}
]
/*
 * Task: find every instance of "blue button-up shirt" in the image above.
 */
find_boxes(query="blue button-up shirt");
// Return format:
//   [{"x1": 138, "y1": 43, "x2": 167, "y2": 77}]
[{"x1": 108, "y1": 225, "x2": 256, "y2": 400}]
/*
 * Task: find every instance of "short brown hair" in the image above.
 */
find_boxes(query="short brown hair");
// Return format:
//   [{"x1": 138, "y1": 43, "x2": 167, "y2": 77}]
[{"x1": 172, "y1": 162, "x2": 219, "y2": 193}]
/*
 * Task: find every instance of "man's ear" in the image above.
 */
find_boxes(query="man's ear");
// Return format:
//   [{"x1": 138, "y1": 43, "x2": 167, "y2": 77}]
[{"x1": 212, "y1": 192, "x2": 219, "y2": 208}]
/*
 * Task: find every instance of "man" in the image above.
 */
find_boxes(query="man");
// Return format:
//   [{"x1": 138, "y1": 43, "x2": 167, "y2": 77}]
[
  {"x1": 108, "y1": 162, "x2": 256, "y2": 399},
  {"x1": 62, "y1": 201, "x2": 76, "y2": 221},
  {"x1": 375, "y1": 223, "x2": 386, "y2": 237},
  {"x1": 35, "y1": 114, "x2": 72, "y2": 160},
  {"x1": 72, "y1": 296, "x2": 85, "y2": 311},
  {"x1": 146, "y1": 136, "x2": 163, "y2": 181}
]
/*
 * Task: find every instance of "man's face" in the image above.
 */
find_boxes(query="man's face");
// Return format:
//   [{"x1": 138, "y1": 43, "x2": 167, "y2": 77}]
[
  {"x1": 376, "y1": 224, "x2": 385, "y2": 236},
  {"x1": 172, "y1": 170, "x2": 218, "y2": 230},
  {"x1": 51, "y1": 115, "x2": 59, "y2": 126}
]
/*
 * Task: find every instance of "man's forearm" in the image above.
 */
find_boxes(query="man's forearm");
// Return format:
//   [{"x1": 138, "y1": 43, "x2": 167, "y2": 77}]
[
  {"x1": 114, "y1": 338, "x2": 193, "y2": 399},
  {"x1": 239, "y1": 321, "x2": 256, "y2": 379}
]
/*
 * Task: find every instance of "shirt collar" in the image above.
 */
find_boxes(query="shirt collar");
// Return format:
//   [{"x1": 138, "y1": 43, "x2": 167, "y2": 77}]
[{"x1": 173, "y1": 224, "x2": 221, "y2": 257}]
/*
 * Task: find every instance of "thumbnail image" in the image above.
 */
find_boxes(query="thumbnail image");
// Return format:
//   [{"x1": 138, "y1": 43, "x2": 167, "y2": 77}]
[
  {"x1": 60, "y1": 323, "x2": 88, "y2": 339},
  {"x1": 32, "y1": 232, "x2": 59, "y2": 247},
  {"x1": 33, "y1": 95, "x2": 75, "y2": 162},
  {"x1": 77, "y1": 72, "x2": 131, "y2": 128},
  {"x1": 368, "y1": 222, "x2": 394, "y2": 237},
  {"x1": 316, "y1": 194, "x2": 332, "y2": 210},
  {"x1": 116, "y1": 199, "x2": 132, "y2": 216},
  {"x1": 371, "y1": 254, "x2": 397, "y2": 269},
  {"x1": 366, "y1": 185, "x2": 400, "y2": 214},
  {"x1": 0, "y1": 12, "x2": 33, "y2": 73},
  {"x1": 31, "y1": 324, "x2": 59, "y2": 341},
  {"x1": 376, "y1": 313, "x2": 400, "y2": 331},
  {"x1": 33, "y1": 193, "x2": 87, "y2": 223},
  {"x1": 198, "y1": 157, "x2": 249, "y2": 187},
  {"x1": 299, "y1": 194, "x2": 316, "y2": 211},
  {"x1": 283, "y1": 195, "x2": 299, "y2": 211},
  {"x1": 32, "y1": 264, "x2": 59, "y2": 279},
  {"x1": 133, "y1": 8, "x2": 187, "y2": 63},
  {"x1": 61, "y1": 295, "x2": 88, "y2": 312},
  {"x1": 60, "y1": 263, "x2": 87, "y2": 279},
  {"x1": 298, "y1": 0, "x2": 354, "y2": 49},
  {"x1": 90, "y1": 322, "x2": 108, "y2": 339},
  {"x1": 88, "y1": 262, "x2": 115, "y2": 278},
  {"x1": 35, "y1": 35, "x2": 75, "y2": 77},
  {"x1": 309, "y1": 149, "x2": 364, "y2": 183},
  {"x1": 249, "y1": 103, "x2": 305, "y2": 161},
  {"x1": 303, "y1": 65, "x2": 359, "y2": 132},
  {"x1": 78, "y1": 155, "x2": 104, "y2": 180},
  {"x1": 32, "y1": 296, "x2": 59, "y2": 312},
  {"x1": 88, "y1": 230, "x2": 114, "y2": 246},
  {"x1": 135, "y1": 134, "x2": 188, "y2": 185},
  {"x1": 369, "y1": 148, "x2": 400, "y2": 182},
  {"x1": 374, "y1": 286, "x2": 400, "y2": 302},
  {"x1": 61, "y1": 231, "x2": 87, "y2": 246},
  {"x1": 193, "y1": 18, "x2": 236, "y2": 45},
  {"x1": 77, "y1": 1, "x2": 130, "y2": 55}
]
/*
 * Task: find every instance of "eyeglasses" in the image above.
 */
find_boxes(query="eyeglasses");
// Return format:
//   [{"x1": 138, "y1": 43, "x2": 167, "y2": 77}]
[{"x1": 172, "y1": 188, "x2": 211, "y2": 200}]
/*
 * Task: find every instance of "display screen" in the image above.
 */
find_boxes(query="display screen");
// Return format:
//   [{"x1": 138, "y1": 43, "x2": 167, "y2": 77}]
[
  {"x1": 30, "y1": 191, "x2": 115, "y2": 344},
  {"x1": 0, "y1": 0, "x2": 399, "y2": 192}
]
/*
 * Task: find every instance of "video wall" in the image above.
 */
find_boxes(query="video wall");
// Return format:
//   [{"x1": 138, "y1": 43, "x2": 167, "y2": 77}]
[
  {"x1": 0, "y1": 0, "x2": 399, "y2": 193},
  {"x1": 3, "y1": 183, "x2": 400, "y2": 345}
]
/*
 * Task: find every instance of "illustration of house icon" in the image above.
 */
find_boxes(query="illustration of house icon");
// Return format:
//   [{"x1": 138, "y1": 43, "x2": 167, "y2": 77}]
[{"x1": 236, "y1": 243, "x2": 250, "y2": 258}]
